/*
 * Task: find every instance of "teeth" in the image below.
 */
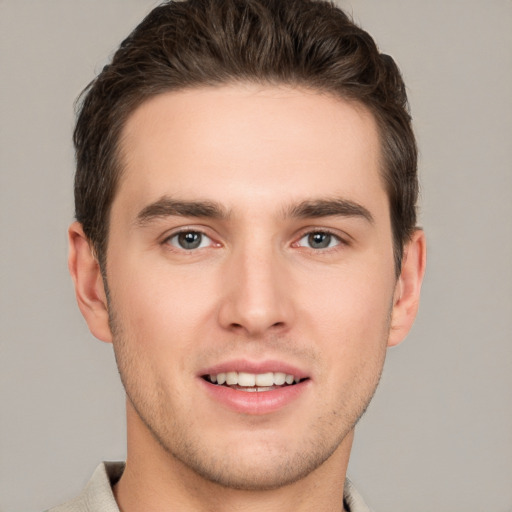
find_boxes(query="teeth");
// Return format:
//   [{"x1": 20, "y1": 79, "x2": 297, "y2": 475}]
[
  {"x1": 238, "y1": 372, "x2": 256, "y2": 386},
  {"x1": 255, "y1": 372, "x2": 274, "y2": 387},
  {"x1": 226, "y1": 372, "x2": 238, "y2": 385},
  {"x1": 207, "y1": 371, "x2": 301, "y2": 387},
  {"x1": 274, "y1": 372, "x2": 286, "y2": 385}
]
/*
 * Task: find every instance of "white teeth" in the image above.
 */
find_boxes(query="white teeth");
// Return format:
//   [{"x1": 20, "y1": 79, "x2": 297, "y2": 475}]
[
  {"x1": 208, "y1": 371, "x2": 301, "y2": 387},
  {"x1": 255, "y1": 372, "x2": 274, "y2": 387},
  {"x1": 226, "y1": 372, "x2": 238, "y2": 385},
  {"x1": 238, "y1": 372, "x2": 256, "y2": 386},
  {"x1": 273, "y1": 372, "x2": 286, "y2": 385},
  {"x1": 242, "y1": 386, "x2": 273, "y2": 392}
]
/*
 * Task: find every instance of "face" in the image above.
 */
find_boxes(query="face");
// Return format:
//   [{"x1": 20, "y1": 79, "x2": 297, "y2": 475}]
[{"x1": 101, "y1": 85, "x2": 401, "y2": 489}]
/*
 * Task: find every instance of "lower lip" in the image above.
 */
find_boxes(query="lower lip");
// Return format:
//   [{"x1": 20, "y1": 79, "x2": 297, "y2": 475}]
[{"x1": 199, "y1": 378, "x2": 310, "y2": 415}]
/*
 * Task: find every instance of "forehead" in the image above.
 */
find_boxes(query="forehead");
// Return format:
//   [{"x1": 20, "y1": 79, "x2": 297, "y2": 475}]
[{"x1": 115, "y1": 84, "x2": 386, "y2": 218}]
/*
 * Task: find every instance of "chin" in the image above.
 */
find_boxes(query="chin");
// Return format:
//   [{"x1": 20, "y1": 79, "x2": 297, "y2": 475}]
[
  {"x1": 147, "y1": 418, "x2": 353, "y2": 492},
  {"x1": 168, "y1": 443, "x2": 340, "y2": 491}
]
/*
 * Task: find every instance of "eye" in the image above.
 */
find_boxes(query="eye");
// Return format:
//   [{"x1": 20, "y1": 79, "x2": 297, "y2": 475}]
[
  {"x1": 296, "y1": 231, "x2": 341, "y2": 250},
  {"x1": 166, "y1": 231, "x2": 213, "y2": 250}
]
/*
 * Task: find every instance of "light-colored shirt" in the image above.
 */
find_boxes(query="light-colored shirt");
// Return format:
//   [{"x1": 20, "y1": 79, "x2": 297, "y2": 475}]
[{"x1": 47, "y1": 462, "x2": 372, "y2": 512}]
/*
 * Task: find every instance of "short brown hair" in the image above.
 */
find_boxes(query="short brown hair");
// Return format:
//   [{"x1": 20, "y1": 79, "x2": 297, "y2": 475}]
[{"x1": 74, "y1": 0, "x2": 418, "y2": 274}]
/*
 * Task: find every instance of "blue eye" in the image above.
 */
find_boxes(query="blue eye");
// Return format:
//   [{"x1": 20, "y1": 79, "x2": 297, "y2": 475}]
[
  {"x1": 298, "y1": 231, "x2": 340, "y2": 249},
  {"x1": 167, "y1": 231, "x2": 212, "y2": 250}
]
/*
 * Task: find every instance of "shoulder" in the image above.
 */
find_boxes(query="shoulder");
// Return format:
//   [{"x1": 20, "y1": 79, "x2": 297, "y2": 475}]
[
  {"x1": 344, "y1": 478, "x2": 374, "y2": 512},
  {"x1": 46, "y1": 462, "x2": 124, "y2": 512}
]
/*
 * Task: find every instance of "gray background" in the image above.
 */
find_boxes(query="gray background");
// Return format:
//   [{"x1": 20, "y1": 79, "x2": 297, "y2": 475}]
[{"x1": 1, "y1": 1, "x2": 511, "y2": 511}]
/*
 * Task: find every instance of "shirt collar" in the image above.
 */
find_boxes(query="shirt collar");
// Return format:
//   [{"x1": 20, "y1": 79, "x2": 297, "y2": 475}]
[{"x1": 66, "y1": 461, "x2": 372, "y2": 512}]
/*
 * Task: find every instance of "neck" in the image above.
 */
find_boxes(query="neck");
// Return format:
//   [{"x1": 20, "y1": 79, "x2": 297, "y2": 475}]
[{"x1": 114, "y1": 401, "x2": 353, "y2": 512}]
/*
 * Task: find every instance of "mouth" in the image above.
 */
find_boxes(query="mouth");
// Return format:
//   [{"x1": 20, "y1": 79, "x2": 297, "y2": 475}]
[
  {"x1": 202, "y1": 371, "x2": 307, "y2": 392},
  {"x1": 199, "y1": 364, "x2": 311, "y2": 414}
]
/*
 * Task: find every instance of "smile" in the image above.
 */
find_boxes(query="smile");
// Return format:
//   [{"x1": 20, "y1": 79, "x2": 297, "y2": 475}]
[{"x1": 204, "y1": 371, "x2": 304, "y2": 392}]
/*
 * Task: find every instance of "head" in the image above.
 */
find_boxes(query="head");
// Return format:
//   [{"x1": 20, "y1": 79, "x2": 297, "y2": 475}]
[
  {"x1": 74, "y1": 0, "x2": 417, "y2": 276},
  {"x1": 69, "y1": 0, "x2": 426, "y2": 497}
]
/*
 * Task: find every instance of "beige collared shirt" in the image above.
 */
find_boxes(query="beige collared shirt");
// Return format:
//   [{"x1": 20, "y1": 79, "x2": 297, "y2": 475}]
[{"x1": 48, "y1": 462, "x2": 372, "y2": 512}]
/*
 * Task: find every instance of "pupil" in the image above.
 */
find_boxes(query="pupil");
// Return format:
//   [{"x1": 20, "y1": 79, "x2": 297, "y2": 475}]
[
  {"x1": 309, "y1": 232, "x2": 330, "y2": 248},
  {"x1": 179, "y1": 232, "x2": 201, "y2": 249}
]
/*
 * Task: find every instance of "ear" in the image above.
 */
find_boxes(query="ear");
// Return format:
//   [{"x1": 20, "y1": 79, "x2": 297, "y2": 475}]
[
  {"x1": 387, "y1": 229, "x2": 426, "y2": 347},
  {"x1": 68, "y1": 221, "x2": 112, "y2": 343}
]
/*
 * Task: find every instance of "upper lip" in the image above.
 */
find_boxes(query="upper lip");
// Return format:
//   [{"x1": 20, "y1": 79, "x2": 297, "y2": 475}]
[{"x1": 199, "y1": 359, "x2": 309, "y2": 380}]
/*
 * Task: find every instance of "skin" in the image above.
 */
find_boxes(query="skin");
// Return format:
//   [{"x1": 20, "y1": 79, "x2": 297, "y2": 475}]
[{"x1": 69, "y1": 84, "x2": 426, "y2": 512}]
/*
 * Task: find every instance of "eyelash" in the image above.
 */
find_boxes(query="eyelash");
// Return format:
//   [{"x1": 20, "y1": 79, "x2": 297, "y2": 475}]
[
  {"x1": 162, "y1": 228, "x2": 348, "y2": 252},
  {"x1": 293, "y1": 229, "x2": 347, "y2": 251},
  {"x1": 163, "y1": 229, "x2": 216, "y2": 251}
]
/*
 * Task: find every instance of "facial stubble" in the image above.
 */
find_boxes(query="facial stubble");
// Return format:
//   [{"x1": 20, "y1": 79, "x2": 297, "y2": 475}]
[{"x1": 105, "y1": 280, "x2": 390, "y2": 492}]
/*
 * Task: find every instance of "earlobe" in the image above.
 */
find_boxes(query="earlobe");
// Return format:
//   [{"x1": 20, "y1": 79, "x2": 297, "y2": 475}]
[
  {"x1": 68, "y1": 221, "x2": 113, "y2": 343},
  {"x1": 387, "y1": 229, "x2": 426, "y2": 347}
]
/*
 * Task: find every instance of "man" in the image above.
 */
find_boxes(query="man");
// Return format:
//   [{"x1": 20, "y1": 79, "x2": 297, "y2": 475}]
[{"x1": 54, "y1": 0, "x2": 426, "y2": 510}]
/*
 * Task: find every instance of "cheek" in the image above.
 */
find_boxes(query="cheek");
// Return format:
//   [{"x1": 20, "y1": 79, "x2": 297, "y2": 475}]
[
  {"x1": 302, "y1": 261, "x2": 394, "y2": 330},
  {"x1": 299, "y1": 263, "x2": 394, "y2": 375},
  {"x1": 108, "y1": 260, "x2": 219, "y2": 353}
]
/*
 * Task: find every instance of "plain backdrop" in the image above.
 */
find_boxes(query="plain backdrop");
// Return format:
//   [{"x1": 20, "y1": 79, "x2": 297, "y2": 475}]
[{"x1": 1, "y1": 1, "x2": 511, "y2": 511}]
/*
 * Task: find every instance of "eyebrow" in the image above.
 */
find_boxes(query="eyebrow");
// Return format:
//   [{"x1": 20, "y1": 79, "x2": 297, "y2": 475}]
[
  {"x1": 287, "y1": 198, "x2": 374, "y2": 224},
  {"x1": 135, "y1": 197, "x2": 230, "y2": 225},
  {"x1": 135, "y1": 196, "x2": 374, "y2": 226}
]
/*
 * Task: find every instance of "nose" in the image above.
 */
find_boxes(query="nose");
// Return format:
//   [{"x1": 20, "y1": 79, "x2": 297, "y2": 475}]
[{"x1": 217, "y1": 243, "x2": 294, "y2": 337}]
